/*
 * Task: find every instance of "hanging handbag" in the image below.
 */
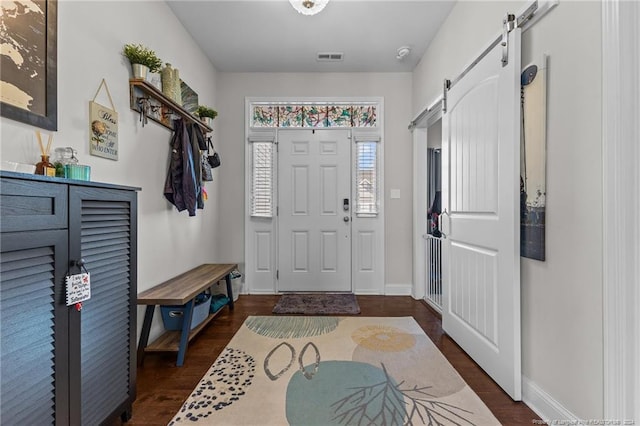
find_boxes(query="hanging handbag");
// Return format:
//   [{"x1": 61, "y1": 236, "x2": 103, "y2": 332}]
[
  {"x1": 206, "y1": 137, "x2": 221, "y2": 168},
  {"x1": 201, "y1": 153, "x2": 213, "y2": 181}
]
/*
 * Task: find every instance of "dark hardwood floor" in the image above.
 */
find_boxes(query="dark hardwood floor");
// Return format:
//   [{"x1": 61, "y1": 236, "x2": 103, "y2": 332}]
[{"x1": 123, "y1": 295, "x2": 540, "y2": 425}]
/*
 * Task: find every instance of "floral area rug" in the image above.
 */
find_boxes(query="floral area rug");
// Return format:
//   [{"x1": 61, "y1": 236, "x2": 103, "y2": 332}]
[
  {"x1": 169, "y1": 316, "x2": 500, "y2": 425},
  {"x1": 272, "y1": 293, "x2": 360, "y2": 315}
]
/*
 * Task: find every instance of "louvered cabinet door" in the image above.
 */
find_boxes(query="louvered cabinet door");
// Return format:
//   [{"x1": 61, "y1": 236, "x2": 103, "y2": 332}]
[
  {"x1": 0, "y1": 230, "x2": 70, "y2": 425},
  {"x1": 69, "y1": 186, "x2": 137, "y2": 425}
]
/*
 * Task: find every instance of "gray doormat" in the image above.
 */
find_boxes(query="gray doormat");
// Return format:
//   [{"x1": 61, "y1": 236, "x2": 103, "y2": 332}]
[{"x1": 272, "y1": 293, "x2": 360, "y2": 315}]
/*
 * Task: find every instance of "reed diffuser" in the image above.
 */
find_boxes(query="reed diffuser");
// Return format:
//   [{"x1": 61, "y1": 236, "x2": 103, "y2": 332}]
[{"x1": 34, "y1": 131, "x2": 55, "y2": 176}]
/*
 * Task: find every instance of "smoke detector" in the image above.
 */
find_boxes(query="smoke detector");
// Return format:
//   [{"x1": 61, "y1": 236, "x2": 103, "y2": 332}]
[{"x1": 396, "y1": 46, "x2": 411, "y2": 60}]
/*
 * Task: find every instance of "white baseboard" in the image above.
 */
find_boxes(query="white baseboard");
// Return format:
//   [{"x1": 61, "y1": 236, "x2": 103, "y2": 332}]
[
  {"x1": 248, "y1": 289, "x2": 277, "y2": 295},
  {"x1": 384, "y1": 283, "x2": 413, "y2": 296},
  {"x1": 244, "y1": 285, "x2": 414, "y2": 296},
  {"x1": 354, "y1": 289, "x2": 382, "y2": 295},
  {"x1": 523, "y1": 376, "x2": 580, "y2": 423}
]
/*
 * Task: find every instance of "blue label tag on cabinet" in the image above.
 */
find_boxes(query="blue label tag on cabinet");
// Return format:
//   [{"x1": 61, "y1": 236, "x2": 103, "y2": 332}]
[{"x1": 66, "y1": 273, "x2": 91, "y2": 306}]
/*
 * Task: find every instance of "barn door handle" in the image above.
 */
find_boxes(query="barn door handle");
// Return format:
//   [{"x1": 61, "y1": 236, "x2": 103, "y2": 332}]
[{"x1": 440, "y1": 209, "x2": 449, "y2": 239}]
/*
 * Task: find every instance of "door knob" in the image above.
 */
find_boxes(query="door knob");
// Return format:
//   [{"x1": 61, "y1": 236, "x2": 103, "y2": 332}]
[
  {"x1": 70, "y1": 258, "x2": 85, "y2": 267},
  {"x1": 343, "y1": 216, "x2": 350, "y2": 222}
]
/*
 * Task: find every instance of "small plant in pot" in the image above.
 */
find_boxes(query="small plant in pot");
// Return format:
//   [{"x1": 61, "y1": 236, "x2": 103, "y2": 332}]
[
  {"x1": 123, "y1": 43, "x2": 162, "y2": 79},
  {"x1": 196, "y1": 105, "x2": 218, "y2": 124}
]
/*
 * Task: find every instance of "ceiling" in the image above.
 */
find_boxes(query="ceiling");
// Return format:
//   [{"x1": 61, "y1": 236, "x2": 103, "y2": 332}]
[{"x1": 166, "y1": 0, "x2": 456, "y2": 73}]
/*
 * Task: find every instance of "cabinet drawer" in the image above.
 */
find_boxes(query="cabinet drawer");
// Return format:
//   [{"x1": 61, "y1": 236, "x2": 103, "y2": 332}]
[{"x1": 0, "y1": 178, "x2": 68, "y2": 232}]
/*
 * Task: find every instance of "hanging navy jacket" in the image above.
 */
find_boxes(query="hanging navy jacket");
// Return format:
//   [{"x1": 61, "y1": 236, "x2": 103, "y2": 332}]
[
  {"x1": 164, "y1": 119, "x2": 199, "y2": 216},
  {"x1": 188, "y1": 122, "x2": 205, "y2": 210}
]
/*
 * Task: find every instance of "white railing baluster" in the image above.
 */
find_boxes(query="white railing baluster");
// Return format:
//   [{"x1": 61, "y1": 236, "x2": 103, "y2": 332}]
[{"x1": 425, "y1": 234, "x2": 443, "y2": 311}]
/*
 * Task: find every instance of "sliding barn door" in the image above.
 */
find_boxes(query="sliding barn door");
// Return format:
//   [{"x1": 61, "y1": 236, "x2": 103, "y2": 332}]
[{"x1": 442, "y1": 27, "x2": 522, "y2": 400}]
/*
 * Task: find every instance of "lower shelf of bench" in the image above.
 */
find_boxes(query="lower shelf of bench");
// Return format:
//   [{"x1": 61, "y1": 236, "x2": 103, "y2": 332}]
[{"x1": 144, "y1": 306, "x2": 227, "y2": 353}]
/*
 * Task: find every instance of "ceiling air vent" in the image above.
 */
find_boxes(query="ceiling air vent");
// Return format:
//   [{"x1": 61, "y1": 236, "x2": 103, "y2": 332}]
[{"x1": 317, "y1": 52, "x2": 344, "y2": 62}]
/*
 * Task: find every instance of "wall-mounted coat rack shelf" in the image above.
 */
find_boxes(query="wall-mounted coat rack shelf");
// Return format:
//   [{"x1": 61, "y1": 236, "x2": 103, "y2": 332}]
[{"x1": 128, "y1": 79, "x2": 212, "y2": 133}]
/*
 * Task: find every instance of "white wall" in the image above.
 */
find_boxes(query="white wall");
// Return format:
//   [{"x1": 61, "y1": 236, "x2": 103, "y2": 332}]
[
  {"x1": 215, "y1": 73, "x2": 413, "y2": 288},
  {"x1": 0, "y1": 1, "x2": 220, "y2": 342},
  {"x1": 413, "y1": 0, "x2": 603, "y2": 420}
]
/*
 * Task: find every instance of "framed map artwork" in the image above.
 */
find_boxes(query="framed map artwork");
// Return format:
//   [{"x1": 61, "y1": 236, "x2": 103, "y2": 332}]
[{"x1": 0, "y1": 0, "x2": 58, "y2": 130}]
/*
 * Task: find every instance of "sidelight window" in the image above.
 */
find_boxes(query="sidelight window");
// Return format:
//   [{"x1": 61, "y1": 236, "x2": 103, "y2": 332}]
[
  {"x1": 250, "y1": 141, "x2": 274, "y2": 217},
  {"x1": 355, "y1": 139, "x2": 379, "y2": 216}
]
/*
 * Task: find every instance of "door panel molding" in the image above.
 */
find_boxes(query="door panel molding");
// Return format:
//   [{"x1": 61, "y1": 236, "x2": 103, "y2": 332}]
[
  {"x1": 278, "y1": 129, "x2": 351, "y2": 292},
  {"x1": 442, "y1": 27, "x2": 522, "y2": 400}
]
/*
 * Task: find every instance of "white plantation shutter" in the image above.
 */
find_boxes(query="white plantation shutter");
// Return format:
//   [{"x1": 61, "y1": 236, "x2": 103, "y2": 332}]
[
  {"x1": 355, "y1": 137, "x2": 380, "y2": 216},
  {"x1": 250, "y1": 140, "x2": 274, "y2": 217}
]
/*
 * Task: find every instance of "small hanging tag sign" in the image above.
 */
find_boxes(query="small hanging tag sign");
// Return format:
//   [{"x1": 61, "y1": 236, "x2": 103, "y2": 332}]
[
  {"x1": 66, "y1": 273, "x2": 91, "y2": 306},
  {"x1": 89, "y1": 78, "x2": 118, "y2": 161}
]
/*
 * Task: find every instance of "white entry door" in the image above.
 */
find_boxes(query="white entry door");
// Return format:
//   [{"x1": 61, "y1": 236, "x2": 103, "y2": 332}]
[
  {"x1": 441, "y1": 27, "x2": 522, "y2": 400},
  {"x1": 278, "y1": 129, "x2": 352, "y2": 292}
]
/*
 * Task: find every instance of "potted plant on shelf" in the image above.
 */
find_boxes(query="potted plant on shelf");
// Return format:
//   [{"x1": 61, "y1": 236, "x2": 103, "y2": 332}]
[
  {"x1": 196, "y1": 105, "x2": 218, "y2": 126},
  {"x1": 122, "y1": 43, "x2": 162, "y2": 80}
]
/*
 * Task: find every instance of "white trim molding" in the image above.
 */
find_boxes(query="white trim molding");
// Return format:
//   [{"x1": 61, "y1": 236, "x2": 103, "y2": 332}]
[
  {"x1": 602, "y1": 0, "x2": 640, "y2": 422},
  {"x1": 412, "y1": 127, "x2": 428, "y2": 301},
  {"x1": 384, "y1": 283, "x2": 413, "y2": 296},
  {"x1": 244, "y1": 97, "x2": 385, "y2": 295},
  {"x1": 522, "y1": 376, "x2": 580, "y2": 423},
  {"x1": 411, "y1": 101, "x2": 443, "y2": 305}
]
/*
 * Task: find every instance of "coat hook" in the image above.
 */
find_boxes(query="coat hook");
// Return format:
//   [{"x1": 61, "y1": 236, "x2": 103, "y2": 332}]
[{"x1": 137, "y1": 97, "x2": 151, "y2": 127}]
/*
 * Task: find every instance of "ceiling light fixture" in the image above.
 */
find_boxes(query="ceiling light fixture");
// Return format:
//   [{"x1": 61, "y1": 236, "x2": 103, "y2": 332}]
[
  {"x1": 396, "y1": 46, "x2": 411, "y2": 60},
  {"x1": 289, "y1": 0, "x2": 329, "y2": 16}
]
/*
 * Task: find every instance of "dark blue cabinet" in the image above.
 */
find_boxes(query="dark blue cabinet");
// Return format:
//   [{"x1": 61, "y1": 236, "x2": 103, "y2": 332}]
[{"x1": 0, "y1": 172, "x2": 138, "y2": 425}]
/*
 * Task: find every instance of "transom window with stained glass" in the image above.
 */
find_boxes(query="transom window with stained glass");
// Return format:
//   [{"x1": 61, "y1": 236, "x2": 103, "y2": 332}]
[{"x1": 251, "y1": 103, "x2": 378, "y2": 128}]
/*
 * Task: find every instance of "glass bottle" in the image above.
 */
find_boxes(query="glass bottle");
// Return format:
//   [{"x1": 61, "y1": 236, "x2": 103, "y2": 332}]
[
  {"x1": 52, "y1": 147, "x2": 78, "y2": 177},
  {"x1": 35, "y1": 155, "x2": 55, "y2": 176},
  {"x1": 53, "y1": 147, "x2": 68, "y2": 177}
]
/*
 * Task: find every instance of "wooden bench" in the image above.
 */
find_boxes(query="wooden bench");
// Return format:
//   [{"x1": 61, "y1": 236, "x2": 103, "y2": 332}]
[{"x1": 136, "y1": 263, "x2": 237, "y2": 366}]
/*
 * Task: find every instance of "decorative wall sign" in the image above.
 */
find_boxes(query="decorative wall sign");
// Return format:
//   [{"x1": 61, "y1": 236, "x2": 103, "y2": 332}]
[
  {"x1": 180, "y1": 80, "x2": 198, "y2": 114},
  {"x1": 66, "y1": 273, "x2": 91, "y2": 306},
  {"x1": 89, "y1": 79, "x2": 118, "y2": 160},
  {"x1": 520, "y1": 55, "x2": 548, "y2": 261},
  {"x1": 0, "y1": 0, "x2": 58, "y2": 130},
  {"x1": 146, "y1": 72, "x2": 162, "y2": 91}
]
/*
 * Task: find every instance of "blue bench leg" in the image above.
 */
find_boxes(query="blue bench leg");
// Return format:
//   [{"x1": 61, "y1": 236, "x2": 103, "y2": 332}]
[
  {"x1": 225, "y1": 274, "x2": 235, "y2": 310},
  {"x1": 176, "y1": 299, "x2": 195, "y2": 367},
  {"x1": 137, "y1": 305, "x2": 155, "y2": 366}
]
